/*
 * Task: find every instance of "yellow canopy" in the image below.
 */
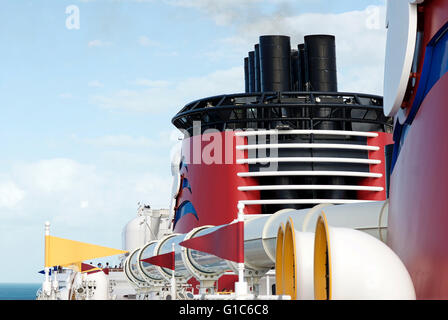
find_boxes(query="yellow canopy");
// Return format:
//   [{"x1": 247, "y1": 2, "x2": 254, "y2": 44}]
[{"x1": 45, "y1": 235, "x2": 127, "y2": 268}]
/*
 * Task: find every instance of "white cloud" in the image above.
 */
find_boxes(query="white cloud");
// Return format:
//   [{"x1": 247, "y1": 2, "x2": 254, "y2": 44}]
[
  {"x1": 77, "y1": 134, "x2": 157, "y2": 148},
  {"x1": 88, "y1": 80, "x2": 104, "y2": 88},
  {"x1": 91, "y1": 88, "x2": 171, "y2": 113},
  {"x1": 16, "y1": 158, "x2": 99, "y2": 195},
  {"x1": 166, "y1": 2, "x2": 387, "y2": 95},
  {"x1": 0, "y1": 158, "x2": 171, "y2": 228},
  {"x1": 88, "y1": 39, "x2": 113, "y2": 47},
  {"x1": 138, "y1": 36, "x2": 160, "y2": 47},
  {"x1": 210, "y1": 5, "x2": 387, "y2": 95},
  {"x1": 89, "y1": 4, "x2": 386, "y2": 114},
  {"x1": 134, "y1": 172, "x2": 172, "y2": 202},
  {"x1": 80, "y1": 200, "x2": 89, "y2": 209},
  {"x1": 90, "y1": 66, "x2": 243, "y2": 113},
  {"x1": 166, "y1": 0, "x2": 272, "y2": 26},
  {"x1": 59, "y1": 93, "x2": 73, "y2": 99},
  {"x1": 0, "y1": 181, "x2": 25, "y2": 209},
  {"x1": 132, "y1": 79, "x2": 171, "y2": 88}
]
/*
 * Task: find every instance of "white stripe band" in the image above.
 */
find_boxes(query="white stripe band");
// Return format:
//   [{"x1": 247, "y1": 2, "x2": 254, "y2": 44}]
[
  {"x1": 237, "y1": 185, "x2": 384, "y2": 192},
  {"x1": 236, "y1": 157, "x2": 381, "y2": 165},
  {"x1": 237, "y1": 171, "x2": 383, "y2": 178},
  {"x1": 235, "y1": 130, "x2": 379, "y2": 138},
  {"x1": 238, "y1": 199, "x2": 374, "y2": 205},
  {"x1": 236, "y1": 143, "x2": 380, "y2": 151}
]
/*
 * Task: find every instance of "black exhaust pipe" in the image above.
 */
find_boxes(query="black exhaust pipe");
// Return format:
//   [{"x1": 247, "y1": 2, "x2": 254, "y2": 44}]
[
  {"x1": 305, "y1": 35, "x2": 339, "y2": 131},
  {"x1": 254, "y1": 44, "x2": 261, "y2": 92},
  {"x1": 259, "y1": 35, "x2": 291, "y2": 92},
  {"x1": 244, "y1": 57, "x2": 249, "y2": 93},
  {"x1": 297, "y1": 44, "x2": 306, "y2": 92},
  {"x1": 248, "y1": 50, "x2": 256, "y2": 93},
  {"x1": 304, "y1": 35, "x2": 346, "y2": 202},
  {"x1": 290, "y1": 49, "x2": 299, "y2": 91},
  {"x1": 304, "y1": 34, "x2": 337, "y2": 92}
]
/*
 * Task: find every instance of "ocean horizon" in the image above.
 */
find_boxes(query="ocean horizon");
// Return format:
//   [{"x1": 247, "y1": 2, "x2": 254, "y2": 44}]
[{"x1": 0, "y1": 283, "x2": 41, "y2": 300}]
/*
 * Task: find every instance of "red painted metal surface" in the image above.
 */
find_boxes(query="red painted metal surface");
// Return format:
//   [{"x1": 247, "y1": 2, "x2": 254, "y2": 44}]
[
  {"x1": 141, "y1": 251, "x2": 175, "y2": 270},
  {"x1": 358, "y1": 132, "x2": 393, "y2": 201},
  {"x1": 388, "y1": 73, "x2": 448, "y2": 299},
  {"x1": 180, "y1": 221, "x2": 244, "y2": 263},
  {"x1": 404, "y1": 0, "x2": 448, "y2": 118},
  {"x1": 217, "y1": 275, "x2": 239, "y2": 293},
  {"x1": 187, "y1": 275, "x2": 239, "y2": 294},
  {"x1": 421, "y1": 0, "x2": 448, "y2": 47},
  {"x1": 174, "y1": 131, "x2": 260, "y2": 234},
  {"x1": 387, "y1": 0, "x2": 448, "y2": 300}
]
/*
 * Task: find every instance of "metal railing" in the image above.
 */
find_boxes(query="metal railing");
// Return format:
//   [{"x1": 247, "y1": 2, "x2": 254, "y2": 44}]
[{"x1": 172, "y1": 92, "x2": 392, "y2": 135}]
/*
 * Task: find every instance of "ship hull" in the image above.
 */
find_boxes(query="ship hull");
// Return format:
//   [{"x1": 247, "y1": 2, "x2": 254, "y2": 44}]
[
  {"x1": 387, "y1": 0, "x2": 448, "y2": 299},
  {"x1": 388, "y1": 73, "x2": 448, "y2": 299}
]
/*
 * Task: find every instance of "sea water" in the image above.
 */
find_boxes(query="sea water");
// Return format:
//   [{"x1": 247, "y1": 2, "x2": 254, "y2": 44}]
[{"x1": 0, "y1": 283, "x2": 41, "y2": 300}]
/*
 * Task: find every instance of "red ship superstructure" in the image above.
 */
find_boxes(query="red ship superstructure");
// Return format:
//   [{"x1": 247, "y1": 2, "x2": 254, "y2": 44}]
[
  {"x1": 161, "y1": 34, "x2": 397, "y2": 296},
  {"x1": 384, "y1": 0, "x2": 448, "y2": 299},
  {"x1": 171, "y1": 34, "x2": 393, "y2": 233},
  {"x1": 122, "y1": 31, "x2": 420, "y2": 301}
]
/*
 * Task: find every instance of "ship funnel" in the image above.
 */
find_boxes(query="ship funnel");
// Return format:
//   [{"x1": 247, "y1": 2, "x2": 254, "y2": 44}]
[
  {"x1": 304, "y1": 34, "x2": 338, "y2": 92},
  {"x1": 259, "y1": 35, "x2": 291, "y2": 92},
  {"x1": 243, "y1": 34, "x2": 338, "y2": 94},
  {"x1": 244, "y1": 57, "x2": 249, "y2": 93},
  {"x1": 281, "y1": 218, "x2": 315, "y2": 300},
  {"x1": 313, "y1": 212, "x2": 416, "y2": 300},
  {"x1": 290, "y1": 50, "x2": 299, "y2": 91},
  {"x1": 297, "y1": 44, "x2": 306, "y2": 91},
  {"x1": 248, "y1": 51, "x2": 256, "y2": 93},
  {"x1": 254, "y1": 44, "x2": 261, "y2": 92}
]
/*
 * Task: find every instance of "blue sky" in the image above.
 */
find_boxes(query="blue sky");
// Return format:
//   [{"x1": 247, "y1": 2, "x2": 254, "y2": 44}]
[{"x1": 0, "y1": 0, "x2": 386, "y2": 283}]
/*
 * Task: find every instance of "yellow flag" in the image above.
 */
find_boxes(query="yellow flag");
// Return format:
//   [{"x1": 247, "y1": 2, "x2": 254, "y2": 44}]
[{"x1": 45, "y1": 235, "x2": 127, "y2": 268}]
